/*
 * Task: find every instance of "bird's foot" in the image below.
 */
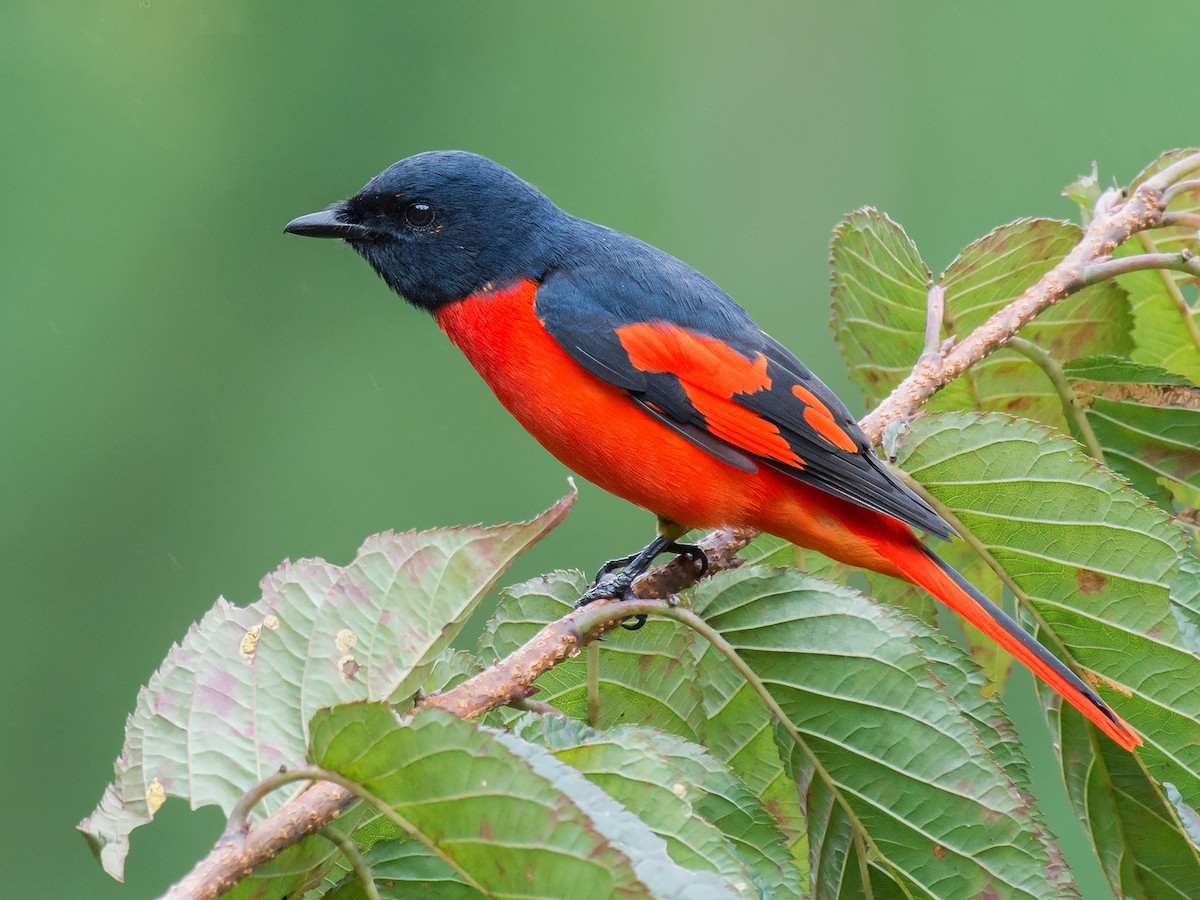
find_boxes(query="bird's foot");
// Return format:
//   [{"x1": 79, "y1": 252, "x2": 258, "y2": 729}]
[{"x1": 576, "y1": 538, "x2": 709, "y2": 631}]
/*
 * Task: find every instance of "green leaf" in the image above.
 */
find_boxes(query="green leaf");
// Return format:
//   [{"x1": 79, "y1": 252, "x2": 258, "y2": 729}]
[
  {"x1": 1131, "y1": 148, "x2": 1200, "y2": 188},
  {"x1": 1032, "y1": 633, "x2": 1200, "y2": 899},
  {"x1": 745, "y1": 532, "x2": 938, "y2": 631},
  {"x1": 477, "y1": 570, "x2": 705, "y2": 737},
  {"x1": 424, "y1": 648, "x2": 482, "y2": 695},
  {"x1": 691, "y1": 565, "x2": 1074, "y2": 898},
  {"x1": 895, "y1": 413, "x2": 1200, "y2": 822},
  {"x1": 683, "y1": 623, "x2": 807, "y2": 874},
  {"x1": 320, "y1": 839, "x2": 481, "y2": 899},
  {"x1": 1064, "y1": 356, "x2": 1200, "y2": 509},
  {"x1": 1065, "y1": 357, "x2": 1195, "y2": 385},
  {"x1": 829, "y1": 208, "x2": 932, "y2": 405},
  {"x1": 78, "y1": 493, "x2": 573, "y2": 882},
  {"x1": 1062, "y1": 161, "x2": 1100, "y2": 224},
  {"x1": 1124, "y1": 152, "x2": 1200, "y2": 381},
  {"x1": 1165, "y1": 784, "x2": 1200, "y2": 850},
  {"x1": 515, "y1": 715, "x2": 803, "y2": 897},
  {"x1": 829, "y1": 214, "x2": 1133, "y2": 427},
  {"x1": 1169, "y1": 553, "x2": 1200, "y2": 661},
  {"x1": 309, "y1": 703, "x2": 738, "y2": 898},
  {"x1": 929, "y1": 218, "x2": 1133, "y2": 427}
]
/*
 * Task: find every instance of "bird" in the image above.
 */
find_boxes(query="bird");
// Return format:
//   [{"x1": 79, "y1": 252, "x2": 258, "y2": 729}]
[{"x1": 285, "y1": 150, "x2": 1140, "y2": 751}]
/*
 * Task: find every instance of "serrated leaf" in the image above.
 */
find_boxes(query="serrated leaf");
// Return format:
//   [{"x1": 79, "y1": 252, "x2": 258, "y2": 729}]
[
  {"x1": 746, "y1": 532, "x2": 938, "y2": 630},
  {"x1": 1030, "y1": 624, "x2": 1200, "y2": 899},
  {"x1": 1124, "y1": 153, "x2": 1200, "y2": 381},
  {"x1": 310, "y1": 703, "x2": 738, "y2": 898},
  {"x1": 690, "y1": 565, "x2": 1075, "y2": 899},
  {"x1": 320, "y1": 839, "x2": 480, "y2": 899},
  {"x1": 477, "y1": 570, "x2": 704, "y2": 736},
  {"x1": 684, "y1": 629, "x2": 807, "y2": 873},
  {"x1": 515, "y1": 715, "x2": 802, "y2": 897},
  {"x1": 1063, "y1": 162, "x2": 1100, "y2": 224},
  {"x1": 79, "y1": 493, "x2": 573, "y2": 881},
  {"x1": 829, "y1": 214, "x2": 1133, "y2": 427},
  {"x1": 1131, "y1": 148, "x2": 1200, "y2": 189},
  {"x1": 424, "y1": 648, "x2": 482, "y2": 695},
  {"x1": 1066, "y1": 356, "x2": 1195, "y2": 386},
  {"x1": 895, "y1": 413, "x2": 1200, "y2": 826},
  {"x1": 829, "y1": 207, "x2": 932, "y2": 405},
  {"x1": 1165, "y1": 784, "x2": 1200, "y2": 850},
  {"x1": 929, "y1": 218, "x2": 1133, "y2": 427},
  {"x1": 1064, "y1": 356, "x2": 1200, "y2": 509},
  {"x1": 1169, "y1": 553, "x2": 1200, "y2": 659}
]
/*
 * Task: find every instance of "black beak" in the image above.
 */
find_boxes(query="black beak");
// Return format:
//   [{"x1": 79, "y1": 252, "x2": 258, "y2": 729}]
[{"x1": 284, "y1": 208, "x2": 379, "y2": 240}]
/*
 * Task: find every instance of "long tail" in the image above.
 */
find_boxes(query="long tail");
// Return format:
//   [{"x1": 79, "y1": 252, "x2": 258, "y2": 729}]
[{"x1": 896, "y1": 542, "x2": 1140, "y2": 750}]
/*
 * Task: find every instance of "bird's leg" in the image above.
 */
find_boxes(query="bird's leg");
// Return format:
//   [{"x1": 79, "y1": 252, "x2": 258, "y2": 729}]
[
  {"x1": 593, "y1": 553, "x2": 638, "y2": 583},
  {"x1": 576, "y1": 518, "x2": 708, "y2": 631}
]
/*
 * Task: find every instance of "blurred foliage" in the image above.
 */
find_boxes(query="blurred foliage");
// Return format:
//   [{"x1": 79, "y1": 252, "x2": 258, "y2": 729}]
[{"x1": 5, "y1": 2, "x2": 1200, "y2": 896}]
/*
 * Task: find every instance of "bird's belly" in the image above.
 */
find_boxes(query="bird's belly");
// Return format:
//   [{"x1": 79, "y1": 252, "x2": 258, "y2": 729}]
[
  {"x1": 434, "y1": 280, "x2": 763, "y2": 528},
  {"x1": 433, "y1": 280, "x2": 909, "y2": 574}
]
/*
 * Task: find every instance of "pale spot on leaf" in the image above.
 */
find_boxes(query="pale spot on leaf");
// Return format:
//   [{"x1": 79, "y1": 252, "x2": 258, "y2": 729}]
[
  {"x1": 240, "y1": 624, "x2": 262, "y2": 659},
  {"x1": 146, "y1": 777, "x2": 166, "y2": 816}
]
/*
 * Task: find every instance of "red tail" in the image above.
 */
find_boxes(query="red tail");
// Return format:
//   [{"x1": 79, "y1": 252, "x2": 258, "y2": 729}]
[{"x1": 895, "y1": 542, "x2": 1140, "y2": 750}]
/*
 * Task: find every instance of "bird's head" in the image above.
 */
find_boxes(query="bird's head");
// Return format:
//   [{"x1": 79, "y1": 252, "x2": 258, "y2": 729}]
[{"x1": 286, "y1": 150, "x2": 561, "y2": 310}]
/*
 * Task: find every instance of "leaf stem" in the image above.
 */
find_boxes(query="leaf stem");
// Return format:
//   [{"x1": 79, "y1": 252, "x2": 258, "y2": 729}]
[
  {"x1": 586, "y1": 641, "x2": 601, "y2": 728},
  {"x1": 1005, "y1": 336, "x2": 1106, "y2": 463},
  {"x1": 225, "y1": 768, "x2": 315, "y2": 836},
  {"x1": 319, "y1": 825, "x2": 382, "y2": 900},
  {"x1": 922, "y1": 285, "x2": 947, "y2": 361}
]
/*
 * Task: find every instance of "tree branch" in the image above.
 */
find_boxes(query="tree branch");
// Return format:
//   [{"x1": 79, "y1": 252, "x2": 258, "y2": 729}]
[
  {"x1": 161, "y1": 150, "x2": 1200, "y2": 900},
  {"x1": 160, "y1": 527, "x2": 755, "y2": 898},
  {"x1": 858, "y1": 155, "x2": 1200, "y2": 442}
]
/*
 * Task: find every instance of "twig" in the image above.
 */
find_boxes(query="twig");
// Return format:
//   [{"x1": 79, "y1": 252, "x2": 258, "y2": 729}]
[
  {"x1": 858, "y1": 153, "x2": 1200, "y2": 443},
  {"x1": 1083, "y1": 251, "x2": 1200, "y2": 282},
  {"x1": 1160, "y1": 211, "x2": 1200, "y2": 232},
  {"x1": 920, "y1": 285, "x2": 947, "y2": 367},
  {"x1": 1163, "y1": 179, "x2": 1200, "y2": 205},
  {"x1": 160, "y1": 151, "x2": 1200, "y2": 900}
]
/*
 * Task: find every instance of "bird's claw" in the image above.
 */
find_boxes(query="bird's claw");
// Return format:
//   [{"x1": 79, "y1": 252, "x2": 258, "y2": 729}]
[
  {"x1": 665, "y1": 541, "x2": 708, "y2": 578},
  {"x1": 594, "y1": 554, "x2": 637, "y2": 583},
  {"x1": 577, "y1": 540, "x2": 706, "y2": 633}
]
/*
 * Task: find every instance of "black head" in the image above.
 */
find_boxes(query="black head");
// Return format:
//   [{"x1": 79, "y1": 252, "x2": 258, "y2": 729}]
[{"x1": 285, "y1": 151, "x2": 565, "y2": 310}]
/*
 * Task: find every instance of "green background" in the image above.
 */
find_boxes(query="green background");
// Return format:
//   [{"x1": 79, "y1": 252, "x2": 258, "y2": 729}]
[{"x1": 2, "y1": 2, "x2": 1193, "y2": 896}]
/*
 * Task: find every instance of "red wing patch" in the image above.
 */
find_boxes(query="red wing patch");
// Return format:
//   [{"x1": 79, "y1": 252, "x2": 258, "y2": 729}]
[
  {"x1": 796, "y1": 387, "x2": 858, "y2": 452},
  {"x1": 617, "y1": 322, "x2": 771, "y2": 395},
  {"x1": 616, "y1": 322, "x2": 804, "y2": 468}
]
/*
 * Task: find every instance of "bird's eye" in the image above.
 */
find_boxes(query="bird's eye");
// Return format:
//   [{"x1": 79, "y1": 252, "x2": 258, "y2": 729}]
[{"x1": 405, "y1": 201, "x2": 435, "y2": 228}]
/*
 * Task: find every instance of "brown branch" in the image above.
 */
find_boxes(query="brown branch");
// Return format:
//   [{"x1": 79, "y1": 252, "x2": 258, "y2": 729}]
[
  {"x1": 858, "y1": 153, "x2": 1200, "y2": 442},
  {"x1": 161, "y1": 527, "x2": 755, "y2": 899},
  {"x1": 163, "y1": 781, "x2": 353, "y2": 900},
  {"x1": 161, "y1": 151, "x2": 1200, "y2": 900}
]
